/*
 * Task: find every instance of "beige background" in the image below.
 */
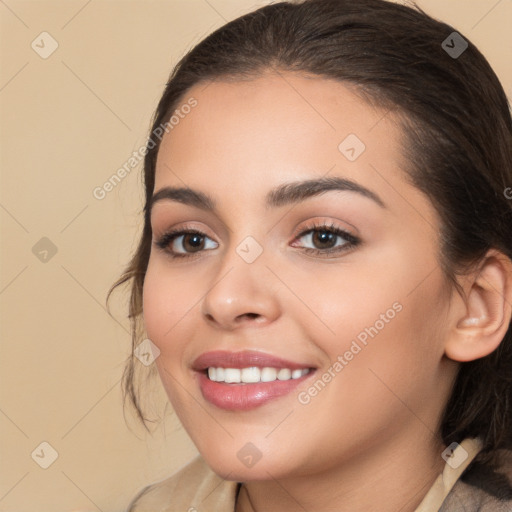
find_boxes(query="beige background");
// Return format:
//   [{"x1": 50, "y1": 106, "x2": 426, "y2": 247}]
[{"x1": 0, "y1": 0, "x2": 510, "y2": 510}]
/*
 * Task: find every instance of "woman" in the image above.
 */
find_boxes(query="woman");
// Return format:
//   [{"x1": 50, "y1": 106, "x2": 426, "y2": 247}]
[{"x1": 112, "y1": 0, "x2": 512, "y2": 510}]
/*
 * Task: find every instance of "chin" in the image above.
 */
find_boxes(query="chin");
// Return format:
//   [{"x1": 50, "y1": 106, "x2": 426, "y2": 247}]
[
  {"x1": 198, "y1": 435, "x2": 311, "y2": 482},
  {"x1": 202, "y1": 453, "x2": 289, "y2": 482}
]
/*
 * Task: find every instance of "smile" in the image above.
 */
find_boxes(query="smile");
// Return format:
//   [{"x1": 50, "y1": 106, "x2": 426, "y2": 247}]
[{"x1": 193, "y1": 351, "x2": 316, "y2": 410}]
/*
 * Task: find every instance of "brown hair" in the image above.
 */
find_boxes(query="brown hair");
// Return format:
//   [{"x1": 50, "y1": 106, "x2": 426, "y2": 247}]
[{"x1": 109, "y1": 0, "x2": 512, "y2": 466}]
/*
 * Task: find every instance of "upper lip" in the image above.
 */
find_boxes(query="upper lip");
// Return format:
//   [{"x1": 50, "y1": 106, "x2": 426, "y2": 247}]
[{"x1": 192, "y1": 350, "x2": 315, "y2": 371}]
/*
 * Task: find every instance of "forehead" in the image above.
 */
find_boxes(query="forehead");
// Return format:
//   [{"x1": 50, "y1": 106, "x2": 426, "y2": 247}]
[
  {"x1": 153, "y1": 72, "x2": 437, "y2": 232},
  {"x1": 156, "y1": 73, "x2": 399, "y2": 183}
]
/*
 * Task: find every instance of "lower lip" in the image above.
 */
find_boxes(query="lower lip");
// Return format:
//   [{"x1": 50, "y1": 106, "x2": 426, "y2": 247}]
[{"x1": 197, "y1": 371, "x2": 313, "y2": 411}]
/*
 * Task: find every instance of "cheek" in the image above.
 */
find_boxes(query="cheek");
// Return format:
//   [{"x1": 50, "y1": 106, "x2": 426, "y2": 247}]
[
  {"x1": 293, "y1": 243, "x2": 449, "y2": 394},
  {"x1": 325, "y1": 270, "x2": 448, "y2": 413},
  {"x1": 142, "y1": 258, "x2": 199, "y2": 361},
  {"x1": 291, "y1": 277, "x2": 449, "y2": 457},
  {"x1": 142, "y1": 266, "x2": 170, "y2": 343},
  {"x1": 142, "y1": 259, "x2": 204, "y2": 417}
]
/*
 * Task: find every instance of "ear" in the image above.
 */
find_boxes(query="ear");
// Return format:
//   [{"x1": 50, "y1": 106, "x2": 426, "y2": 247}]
[{"x1": 444, "y1": 249, "x2": 512, "y2": 362}]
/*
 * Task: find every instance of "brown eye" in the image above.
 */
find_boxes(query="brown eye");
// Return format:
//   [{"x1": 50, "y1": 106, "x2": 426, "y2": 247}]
[
  {"x1": 179, "y1": 233, "x2": 205, "y2": 253},
  {"x1": 291, "y1": 224, "x2": 360, "y2": 258},
  {"x1": 311, "y1": 230, "x2": 337, "y2": 249},
  {"x1": 155, "y1": 229, "x2": 219, "y2": 258}
]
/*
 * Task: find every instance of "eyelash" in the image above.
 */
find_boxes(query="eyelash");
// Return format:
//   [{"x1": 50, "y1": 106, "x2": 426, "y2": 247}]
[{"x1": 154, "y1": 222, "x2": 360, "y2": 260}]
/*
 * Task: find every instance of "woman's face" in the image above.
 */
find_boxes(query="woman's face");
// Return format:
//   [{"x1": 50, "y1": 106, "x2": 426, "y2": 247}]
[{"x1": 143, "y1": 72, "x2": 458, "y2": 480}]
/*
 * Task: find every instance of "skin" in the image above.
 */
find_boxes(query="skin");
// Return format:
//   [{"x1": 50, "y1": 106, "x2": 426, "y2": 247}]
[{"x1": 142, "y1": 72, "x2": 512, "y2": 512}]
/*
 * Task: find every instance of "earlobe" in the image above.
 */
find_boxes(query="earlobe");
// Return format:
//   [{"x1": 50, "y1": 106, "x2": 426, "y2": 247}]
[{"x1": 444, "y1": 250, "x2": 512, "y2": 363}]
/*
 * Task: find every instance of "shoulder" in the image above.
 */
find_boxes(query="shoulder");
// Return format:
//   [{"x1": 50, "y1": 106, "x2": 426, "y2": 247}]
[
  {"x1": 126, "y1": 456, "x2": 238, "y2": 512},
  {"x1": 441, "y1": 447, "x2": 512, "y2": 511}
]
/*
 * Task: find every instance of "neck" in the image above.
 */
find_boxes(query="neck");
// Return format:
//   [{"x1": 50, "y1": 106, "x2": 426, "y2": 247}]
[{"x1": 235, "y1": 432, "x2": 446, "y2": 512}]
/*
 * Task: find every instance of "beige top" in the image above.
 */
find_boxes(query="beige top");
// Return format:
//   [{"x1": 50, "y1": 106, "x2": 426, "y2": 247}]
[{"x1": 127, "y1": 438, "x2": 483, "y2": 512}]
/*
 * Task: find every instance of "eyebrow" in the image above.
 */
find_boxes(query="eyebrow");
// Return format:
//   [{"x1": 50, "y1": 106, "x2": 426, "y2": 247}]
[{"x1": 149, "y1": 176, "x2": 386, "y2": 214}]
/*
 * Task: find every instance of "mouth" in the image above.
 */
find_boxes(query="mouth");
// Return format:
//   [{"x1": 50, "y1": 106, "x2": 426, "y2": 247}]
[{"x1": 192, "y1": 350, "x2": 316, "y2": 411}]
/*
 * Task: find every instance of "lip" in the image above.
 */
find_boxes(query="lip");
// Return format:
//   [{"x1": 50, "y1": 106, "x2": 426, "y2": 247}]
[
  {"x1": 192, "y1": 350, "x2": 316, "y2": 411},
  {"x1": 192, "y1": 350, "x2": 313, "y2": 371}
]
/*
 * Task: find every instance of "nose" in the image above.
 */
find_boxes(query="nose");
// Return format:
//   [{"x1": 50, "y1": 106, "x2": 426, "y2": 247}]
[{"x1": 201, "y1": 248, "x2": 281, "y2": 330}]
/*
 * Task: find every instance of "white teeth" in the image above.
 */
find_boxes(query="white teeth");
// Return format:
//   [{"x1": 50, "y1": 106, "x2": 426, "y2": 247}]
[
  {"x1": 261, "y1": 367, "x2": 277, "y2": 382},
  {"x1": 277, "y1": 368, "x2": 291, "y2": 380},
  {"x1": 224, "y1": 368, "x2": 241, "y2": 383},
  {"x1": 241, "y1": 367, "x2": 261, "y2": 383},
  {"x1": 207, "y1": 366, "x2": 310, "y2": 383}
]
